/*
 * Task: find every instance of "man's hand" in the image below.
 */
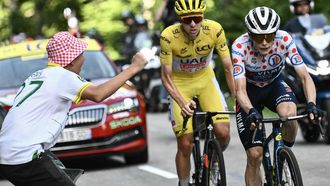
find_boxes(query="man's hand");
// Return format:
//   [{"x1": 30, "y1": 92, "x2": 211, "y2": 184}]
[
  {"x1": 246, "y1": 108, "x2": 262, "y2": 130},
  {"x1": 306, "y1": 102, "x2": 323, "y2": 121},
  {"x1": 131, "y1": 52, "x2": 148, "y2": 71},
  {"x1": 180, "y1": 100, "x2": 196, "y2": 117},
  {"x1": 139, "y1": 48, "x2": 156, "y2": 62}
]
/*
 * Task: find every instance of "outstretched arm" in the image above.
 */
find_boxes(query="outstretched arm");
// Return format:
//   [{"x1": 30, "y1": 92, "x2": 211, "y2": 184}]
[{"x1": 81, "y1": 52, "x2": 147, "y2": 102}]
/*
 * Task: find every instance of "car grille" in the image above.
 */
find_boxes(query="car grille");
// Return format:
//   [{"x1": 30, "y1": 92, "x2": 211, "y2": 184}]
[
  {"x1": 52, "y1": 126, "x2": 146, "y2": 152},
  {"x1": 66, "y1": 105, "x2": 107, "y2": 128}
]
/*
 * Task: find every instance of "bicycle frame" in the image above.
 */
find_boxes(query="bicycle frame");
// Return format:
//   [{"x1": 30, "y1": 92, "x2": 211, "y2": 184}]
[
  {"x1": 260, "y1": 114, "x2": 308, "y2": 185},
  {"x1": 189, "y1": 110, "x2": 236, "y2": 185},
  {"x1": 191, "y1": 111, "x2": 215, "y2": 184}
]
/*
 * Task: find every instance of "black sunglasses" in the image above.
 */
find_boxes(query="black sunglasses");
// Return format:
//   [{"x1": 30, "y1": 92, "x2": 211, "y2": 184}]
[{"x1": 181, "y1": 16, "x2": 203, "y2": 25}]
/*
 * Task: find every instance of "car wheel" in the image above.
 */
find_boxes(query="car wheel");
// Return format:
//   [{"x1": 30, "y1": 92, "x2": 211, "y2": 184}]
[{"x1": 124, "y1": 147, "x2": 148, "y2": 164}]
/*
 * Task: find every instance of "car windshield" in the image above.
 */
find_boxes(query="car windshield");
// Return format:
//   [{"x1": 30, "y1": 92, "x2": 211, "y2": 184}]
[{"x1": 0, "y1": 51, "x2": 117, "y2": 89}]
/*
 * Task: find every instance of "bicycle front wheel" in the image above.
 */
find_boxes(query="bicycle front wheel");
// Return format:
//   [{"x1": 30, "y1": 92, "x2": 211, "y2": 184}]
[
  {"x1": 278, "y1": 147, "x2": 303, "y2": 186},
  {"x1": 203, "y1": 140, "x2": 226, "y2": 186}
]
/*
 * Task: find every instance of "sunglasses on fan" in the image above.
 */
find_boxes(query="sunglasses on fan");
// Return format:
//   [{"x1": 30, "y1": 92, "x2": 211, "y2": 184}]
[
  {"x1": 250, "y1": 32, "x2": 276, "y2": 44},
  {"x1": 180, "y1": 16, "x2": 203, "y2": 24}
]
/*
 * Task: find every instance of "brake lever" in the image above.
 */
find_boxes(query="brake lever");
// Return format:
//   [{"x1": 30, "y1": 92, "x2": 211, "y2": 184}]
[
  {"x1": 177, "y1": 116, "x2": 190, "y2": 136},
  {"x1": 251, "y1": 121, "x2": 263, "y2": 144}
]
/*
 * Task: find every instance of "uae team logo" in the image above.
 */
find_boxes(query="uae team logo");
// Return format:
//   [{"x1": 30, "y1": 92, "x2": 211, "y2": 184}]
[
  {"x1": 268, "y1": 54, "x2": 282, "y2": 67},
  {"x1": 290, "y1": 54, "x2": 303, "y2": 65}
]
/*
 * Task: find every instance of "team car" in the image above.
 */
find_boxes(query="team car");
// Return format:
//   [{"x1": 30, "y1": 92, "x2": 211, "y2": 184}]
[{"x1": 0, "y1": 38, "x2": 148, "y2": 164}]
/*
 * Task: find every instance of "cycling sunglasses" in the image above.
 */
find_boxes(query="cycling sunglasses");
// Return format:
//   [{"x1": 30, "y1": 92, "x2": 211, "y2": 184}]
[
  {"x1": 180, "y1": 16, "x2": 203, "y2": 25},
  {"x1": 250, "y1": 33, "x2": 276, "y2": 44}
]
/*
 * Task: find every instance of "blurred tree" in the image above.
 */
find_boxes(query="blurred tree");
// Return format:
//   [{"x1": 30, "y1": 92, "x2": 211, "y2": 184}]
[
  {"x1": 79, "y1": 0, "x2": 142, "y2": 59},
  {"x1": 0, "y1": 0, "x2": 329, "y2": 58}
]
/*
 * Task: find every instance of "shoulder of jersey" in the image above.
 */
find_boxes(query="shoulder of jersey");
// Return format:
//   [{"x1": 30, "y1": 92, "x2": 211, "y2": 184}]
[
  {"x1": 161, "y1": 23, "x2": 181, "y2": 36},
  {"x1": 274, "y1": 30, "x2": 292, "y2": 44},
  {"x1": 276, "y1": 30, "x2": 290, "y2": 38},
  {"x1": 233, "y1": 33, "x2": 249, "y2": 46},
  {"x1": 203, "y1": 19, "x2": 221, "y2": 26}
]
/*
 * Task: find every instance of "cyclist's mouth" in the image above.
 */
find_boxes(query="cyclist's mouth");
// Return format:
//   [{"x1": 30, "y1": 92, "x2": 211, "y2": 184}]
[{"x1": 190, "y1": 29, "x2": 198, "y2": 35}]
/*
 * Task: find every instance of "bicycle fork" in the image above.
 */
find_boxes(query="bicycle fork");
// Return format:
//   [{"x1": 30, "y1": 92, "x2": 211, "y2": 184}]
[
  {"x1": 262, "y1": 122, "x2": 285, "y2": 186},
  {"x1": 192, "y1": 133, "x2": 203, "y2": 184},
  {"x1": 262, "y1": 133, "x2": 273, "y2": 186}
]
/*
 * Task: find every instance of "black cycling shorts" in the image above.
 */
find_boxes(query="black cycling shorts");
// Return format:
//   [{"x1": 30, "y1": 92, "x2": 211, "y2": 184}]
[
  {"x1": 236, "y1": 76, "x2": 297, "y2": 150},
  {"x1": 0, "y1": 152, "x2": 75, "y2": 186}
]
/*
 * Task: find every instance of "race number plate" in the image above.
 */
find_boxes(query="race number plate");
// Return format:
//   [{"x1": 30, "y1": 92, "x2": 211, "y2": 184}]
[{"x1": 57, "y1": 128, "x2": 92, "y2": 143}]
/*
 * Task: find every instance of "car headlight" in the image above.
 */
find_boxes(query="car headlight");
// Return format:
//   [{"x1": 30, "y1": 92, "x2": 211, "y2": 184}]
[{"x1": 107, "y1": 98, "x2": 139, "y2": 114}]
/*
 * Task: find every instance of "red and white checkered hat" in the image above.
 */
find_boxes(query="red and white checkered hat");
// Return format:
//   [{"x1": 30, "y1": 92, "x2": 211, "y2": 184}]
[{"x1": 46, "y1": 32, "x2": 88, "y2": 67}]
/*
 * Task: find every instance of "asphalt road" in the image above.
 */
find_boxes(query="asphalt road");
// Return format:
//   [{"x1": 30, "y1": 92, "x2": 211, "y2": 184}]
[{"x1": 0, "y1": 112, "x2": 329, "y2": 186}]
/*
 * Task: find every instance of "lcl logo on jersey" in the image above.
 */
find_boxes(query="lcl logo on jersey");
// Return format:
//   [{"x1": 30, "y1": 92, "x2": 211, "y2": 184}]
[
  {"x1": 268, "y1": 54, "x2": 282, "y2": 67},
  {"x1": 290, "y1": 54, "x2": 303, "y2": 65},
  {"x1": 196, "y1": 44, "x2": 211, "y2": 52},
  {"x1": 233, "y1": 64, "x2": 244, "y2": 77}
]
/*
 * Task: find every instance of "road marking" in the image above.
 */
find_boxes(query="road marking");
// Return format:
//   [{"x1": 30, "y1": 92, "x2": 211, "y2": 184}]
[{"x1": 138, "y1": 165, "x2": 178, "y2": 179}]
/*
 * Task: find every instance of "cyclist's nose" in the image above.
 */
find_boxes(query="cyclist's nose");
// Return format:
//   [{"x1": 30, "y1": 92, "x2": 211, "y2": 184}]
[{"x1": 189, "y1": 20, "x2": 197, "y2": 26}]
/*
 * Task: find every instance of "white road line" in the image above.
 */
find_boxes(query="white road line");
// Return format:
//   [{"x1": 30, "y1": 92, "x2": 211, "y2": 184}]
[{"x1": 138, "y1": 165, "x2": 178, "y2": 179}]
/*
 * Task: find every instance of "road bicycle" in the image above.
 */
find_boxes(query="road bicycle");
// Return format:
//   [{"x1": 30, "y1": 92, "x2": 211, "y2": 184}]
[
  {"x1": 180, "y1": 103, "x2": 235, "y2": 186},
  {"x1": 254, "y1": 114, "x2": 319, "y2": 186}
]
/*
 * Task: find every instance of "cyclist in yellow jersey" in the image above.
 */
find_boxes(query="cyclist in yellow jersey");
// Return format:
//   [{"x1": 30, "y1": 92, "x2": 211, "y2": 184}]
[{"x1": 160, "y1": 0, "x2": 235, "y2": 185}]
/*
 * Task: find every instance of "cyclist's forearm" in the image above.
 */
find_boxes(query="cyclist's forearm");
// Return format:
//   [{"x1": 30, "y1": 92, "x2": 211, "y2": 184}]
[
  {"x1": 301, "y1": 74, "x2": 316, "y2": 104},
  {"x1": 222, "y1": 57, "x2": 236, "y2": 98},
  {"x1": 225, "y1": 70, "x2": 236, "y2": 99},
  {"x1": 237, "y1": 92, "x2": 253, "y2": 113},
  {"x1": 161, "y1": 67, "x2": 186, "y2": 107},
  {"x1": 236, "y1": 78, "x2": 253, "y2": 113},
  {"x1": 296, "y1": 67, "x2": 316, "y2": 104}
]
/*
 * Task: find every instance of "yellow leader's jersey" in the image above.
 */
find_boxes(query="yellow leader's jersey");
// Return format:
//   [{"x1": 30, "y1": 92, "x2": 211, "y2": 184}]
[
  {"x1": 160, "y1": 19, "x2": 230, "y2": 76},
  {"x1": 160, "y1": 20, "x2": 231, "y2": 137}
]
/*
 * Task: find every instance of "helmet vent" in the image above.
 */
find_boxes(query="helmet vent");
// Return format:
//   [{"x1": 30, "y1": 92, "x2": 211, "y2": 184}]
[
  {"x1": 252, "y1": 10, "x2": 271, "y2": 30},
  {"x1": 272, "y1": 16, "x2": 279, "y2": 29},
  {"x1": 246, "y1": 16, "x2": 256, "y2": 30}
]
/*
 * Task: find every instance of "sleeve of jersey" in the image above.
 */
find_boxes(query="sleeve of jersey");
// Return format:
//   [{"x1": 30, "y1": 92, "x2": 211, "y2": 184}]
[
  {"x1": 284, "y1": 32, "x2": 305, "y2": 68},
  {"x1": 214, "y1": 23, "x2": 230, "y2": 59},
  {"x1": 231, "y1": 39, "x2": 246, "y2": 79},
  {"x1": 59, "y1": 72, "x2": 93, "y2": 104},
  {"x1": 160, "y1": 30, "x2": 173, "y2": 66}
]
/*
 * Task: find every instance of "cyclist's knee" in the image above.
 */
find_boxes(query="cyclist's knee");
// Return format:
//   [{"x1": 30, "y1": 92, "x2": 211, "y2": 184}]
[
  {"x1": 214, "y1": 123, "x2": 230, "y2": 139},
  {"x1": 246, "y1": 147, "x2": 263, "y2": 166},
  {"x1": 276, "y1": 102, "x2": 296, "y2": 117},
  {"x1": 177, "y1": 135, "x2": 193, "y2": 157}
]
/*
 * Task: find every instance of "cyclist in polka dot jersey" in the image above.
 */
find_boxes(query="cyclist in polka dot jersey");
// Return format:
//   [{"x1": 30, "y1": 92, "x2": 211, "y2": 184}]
[
  {"x1": 232, "y1": 30, "x2": 303, "y2": 87},
  {"x1": 232, "y1": 7, "x2": 321, "y2": 186}
]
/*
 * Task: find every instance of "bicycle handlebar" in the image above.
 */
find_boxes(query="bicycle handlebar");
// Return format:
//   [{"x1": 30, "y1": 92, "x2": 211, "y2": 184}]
[
  {"x1": 178, "y1": 111, "x2": 236, "y2": 136},
  {"x1": 194, "y1": 111, "x2": 236, "y2": 116},
  {"x1": 261, "y1": 114, "x2": 308, "y2": 123},
  {"x1": 251, "y1": 114, "x2": 325, "y2": 143}
]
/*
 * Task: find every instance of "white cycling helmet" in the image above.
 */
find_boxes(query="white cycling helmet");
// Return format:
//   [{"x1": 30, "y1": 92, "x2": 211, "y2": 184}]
[
  {"x1": 289, "y1": 0, "x2": 314, "y2": 14},
  {"x1": 245, "y1": 6, "x2": 280, "y2": 34}
]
